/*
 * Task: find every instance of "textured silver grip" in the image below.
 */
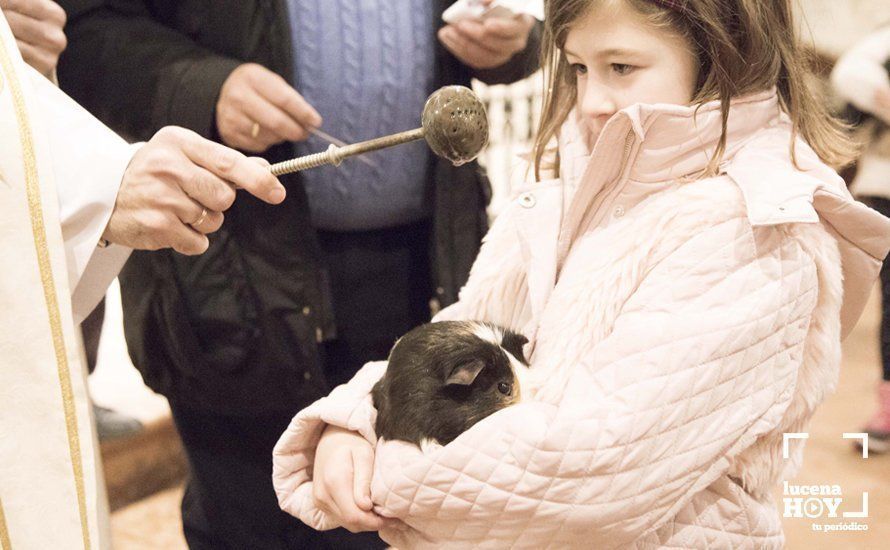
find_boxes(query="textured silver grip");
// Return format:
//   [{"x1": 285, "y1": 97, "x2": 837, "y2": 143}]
[
  {"x1": 268, "y1": 129, "x2": 424, "y2": 176},
  {"x1": 270, "y1": 145, "x2": 341, "y2": 176}
]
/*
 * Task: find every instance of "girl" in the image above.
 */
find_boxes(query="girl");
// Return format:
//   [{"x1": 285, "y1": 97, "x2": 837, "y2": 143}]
[{"x1": 274, "y1": 0, "x2": 890, "y2": 547}]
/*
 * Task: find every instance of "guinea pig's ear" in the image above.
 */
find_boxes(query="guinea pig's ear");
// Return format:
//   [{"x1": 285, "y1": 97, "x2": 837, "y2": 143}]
[
  {"x1": 502, "y1": 332, "x2": 528, "y2": 349},
  {"x1": 445, "y1": 359, "x2": 485, "y2": 386},
  {"x1": 502, "y1": 331, "x2": 530, "y2": 362}
]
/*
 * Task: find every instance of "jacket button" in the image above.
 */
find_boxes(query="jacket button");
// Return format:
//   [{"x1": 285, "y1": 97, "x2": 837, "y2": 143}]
[
  {"x1": 302, "y1": 306, "x2": 311, "y2": 316},
  {"x1": 519, "y1": 192, "x2": 536, "y2": 208},
  {"x1": 303, "y1": 372, "x2": 312, "y2": 381},
  {"x1": 613, "y1": 205, "x2": 625, "y2": 218}
]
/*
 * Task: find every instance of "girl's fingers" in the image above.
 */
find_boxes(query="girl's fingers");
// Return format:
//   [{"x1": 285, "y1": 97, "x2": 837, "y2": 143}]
[
  {"x1": 325, "y1": 453, "x2": 386, "y2": 532},
  {"x1": 351, "y1": 446, "x2": 374, "y2": 511},
  {"x1": 313, "y1": 476, "x2": 348, "y2": 521}
]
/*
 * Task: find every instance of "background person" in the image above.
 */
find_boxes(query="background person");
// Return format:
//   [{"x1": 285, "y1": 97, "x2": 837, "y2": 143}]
[
  {"x1": 1, "y1": 0, "x2": 147, "y2": 441},
  {"x1": 0, "y1": 9, "x2": 286, "y2": 548},
  {"x1": 832, "y1": 24, "x2": 890, "y2": 455}
]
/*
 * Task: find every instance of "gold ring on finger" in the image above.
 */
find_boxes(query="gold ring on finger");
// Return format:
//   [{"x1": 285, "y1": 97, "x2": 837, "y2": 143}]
[
  {"x1": 191, "y1": 207, "x2": 209, "y2": 228},
  {"x1": 250, "y1": 121, "x2": 261, "y2": 139}
]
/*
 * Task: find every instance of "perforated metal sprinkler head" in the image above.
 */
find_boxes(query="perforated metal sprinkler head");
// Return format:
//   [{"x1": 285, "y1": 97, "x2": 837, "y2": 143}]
[
  {"x1": 420, "y1": 85, "x2": 489, "y2": 166},
  {"x1": 268, "y1": 86, "x2": 489, "y2": 175}
]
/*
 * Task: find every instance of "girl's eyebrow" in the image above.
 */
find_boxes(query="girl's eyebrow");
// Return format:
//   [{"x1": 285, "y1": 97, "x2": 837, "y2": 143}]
[
  {"x1": 563, "y1": 47, "x2": 645, "y2": 58},
  {"x1": 599, "y1": 48, "x2": 644, "y2": 57},
  {"x1": 563, "y1": 47, "x2": 580, "y2": 58}
]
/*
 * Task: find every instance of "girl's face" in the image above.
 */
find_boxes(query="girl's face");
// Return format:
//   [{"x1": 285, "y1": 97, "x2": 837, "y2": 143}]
[{"x1": 563, "y1": 0, "x2": 699, "y2": 141}]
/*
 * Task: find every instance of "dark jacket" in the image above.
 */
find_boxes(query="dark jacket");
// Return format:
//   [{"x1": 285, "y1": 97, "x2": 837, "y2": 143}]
[{"x1": 58, "y1": 0, "x2": 540, "y2": 415}]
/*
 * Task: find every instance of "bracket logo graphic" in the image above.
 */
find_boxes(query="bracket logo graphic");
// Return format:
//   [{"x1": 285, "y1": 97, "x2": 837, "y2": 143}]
[{"x1": 781, "y1": 432, "x2": 870, "y2": 531}]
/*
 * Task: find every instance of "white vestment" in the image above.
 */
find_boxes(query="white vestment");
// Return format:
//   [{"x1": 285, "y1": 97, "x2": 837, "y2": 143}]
[{"x1": 1, "y1": 11, "x2": 139, "y2": 550}]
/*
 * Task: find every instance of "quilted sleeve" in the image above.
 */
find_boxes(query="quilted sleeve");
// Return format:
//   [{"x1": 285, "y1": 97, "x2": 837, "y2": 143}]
[
  {"x1": 372, "y1": 216, "x2": 821, "y2": 548},
  {"x1": 272, "y1": 361, "x2": 387, "y2": 529},
  {"x1": 272, "y1": 202, "x2": 530, "y2": 530}
]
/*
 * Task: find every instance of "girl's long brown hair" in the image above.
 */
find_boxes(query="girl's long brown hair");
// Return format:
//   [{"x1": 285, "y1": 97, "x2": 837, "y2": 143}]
[{"x1": 533, "y1": 0, "x2": 857, "y2": 180}]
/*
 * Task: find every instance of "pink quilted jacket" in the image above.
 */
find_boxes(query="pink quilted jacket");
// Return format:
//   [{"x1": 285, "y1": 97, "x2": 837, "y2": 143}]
[{"x1": 273, "y1": 91, "x2": 890, "y2": 548}]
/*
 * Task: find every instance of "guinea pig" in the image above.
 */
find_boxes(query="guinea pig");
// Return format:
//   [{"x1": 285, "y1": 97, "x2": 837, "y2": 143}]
[{"x1": 372, "y1": 320, "x2": 529, "y2": 449}]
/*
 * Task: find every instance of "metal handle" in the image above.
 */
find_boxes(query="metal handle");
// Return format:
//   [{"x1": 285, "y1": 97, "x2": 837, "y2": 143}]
[{"x1": 269, "y1": 127, "x2": 425, "y2": 176}]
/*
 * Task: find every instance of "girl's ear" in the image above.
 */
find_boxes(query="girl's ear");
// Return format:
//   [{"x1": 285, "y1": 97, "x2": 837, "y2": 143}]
[{"x1": 445, "y1": 359, "x2": 486, "y2": 386}]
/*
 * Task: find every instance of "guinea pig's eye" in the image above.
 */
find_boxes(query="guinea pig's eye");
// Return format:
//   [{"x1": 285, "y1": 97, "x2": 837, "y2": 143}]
[{"x1": 497, "y1": 382, "x2": 512, "y2": 395}]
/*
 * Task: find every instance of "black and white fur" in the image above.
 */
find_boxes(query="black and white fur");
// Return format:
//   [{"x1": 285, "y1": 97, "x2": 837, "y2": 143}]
[{"x1": 372, "y1": 321, "x2": 529, "y2": 449}]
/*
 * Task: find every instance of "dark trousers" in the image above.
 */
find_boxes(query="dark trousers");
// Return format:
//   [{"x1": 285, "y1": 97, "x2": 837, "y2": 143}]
[
  {"x1": 871, "y1": 197, "x2": 890, "y2": 382},
  {"x1": 170, "y1": 401, "x2": 386, "y2": 549},
  {"x1": 171, "y1": 220, "x2": 431, "y2": 549},
  {"x1": 318, "y1": 219, "x2": 433, "y2": 388}
]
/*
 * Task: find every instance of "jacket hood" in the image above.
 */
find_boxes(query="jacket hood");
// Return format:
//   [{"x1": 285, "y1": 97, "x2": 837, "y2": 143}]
[{"x1": 556, "y1": 90, "x2": 890, "y2": 338}]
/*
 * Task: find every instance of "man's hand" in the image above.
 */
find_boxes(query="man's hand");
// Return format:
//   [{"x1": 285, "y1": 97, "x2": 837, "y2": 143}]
[
  {"x1": 438, "y1": 0, "x2": 535, "y2": 70},
  {"x1": 1, "y1": 0, "x2": 67, "y2": 78},
  {"x1": 216, "y1": 63, "x2": 322, "y2": 153},
  {"x1": 104, "y1": 126, "x2": 286, "y2": 255}
]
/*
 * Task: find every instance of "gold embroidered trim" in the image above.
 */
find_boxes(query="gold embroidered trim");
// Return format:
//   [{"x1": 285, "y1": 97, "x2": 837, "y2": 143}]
[
  {"x1": 0, "y1": 36, "x2": 91, "y2": 550},
  {"x1": 0, "y1": 495, "x2": 10, "y2": 550}
]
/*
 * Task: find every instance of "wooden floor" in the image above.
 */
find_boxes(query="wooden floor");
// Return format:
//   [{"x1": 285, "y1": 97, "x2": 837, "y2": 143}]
[{"x1": 109, "y1": 290, "x2": 890, "y2": 549}]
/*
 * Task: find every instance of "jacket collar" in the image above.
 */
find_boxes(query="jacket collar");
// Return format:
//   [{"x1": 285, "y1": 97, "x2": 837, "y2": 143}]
[
  {"x1": 551, "y1": 89, "x2": 890, "y2": 340},
  {"x1": 558, "y1": 89, "x2": 783, "y2": 187},
  {"x1": 514, "y1": 89, "x2": 890, "y2": 341},
  {"x1": 551, "y1": 93, "x2": 785, "y2": 272}
]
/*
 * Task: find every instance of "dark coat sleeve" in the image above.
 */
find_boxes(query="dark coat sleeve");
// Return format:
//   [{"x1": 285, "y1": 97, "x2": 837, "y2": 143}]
[{"x1": 56, "y1": 0, "x2": 241, "y2": 141}]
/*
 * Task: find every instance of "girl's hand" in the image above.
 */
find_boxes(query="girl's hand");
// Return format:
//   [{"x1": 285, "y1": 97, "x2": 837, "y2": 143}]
[{"x1": 312, "y1": 425, "x2": 402, "y2": 533}]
